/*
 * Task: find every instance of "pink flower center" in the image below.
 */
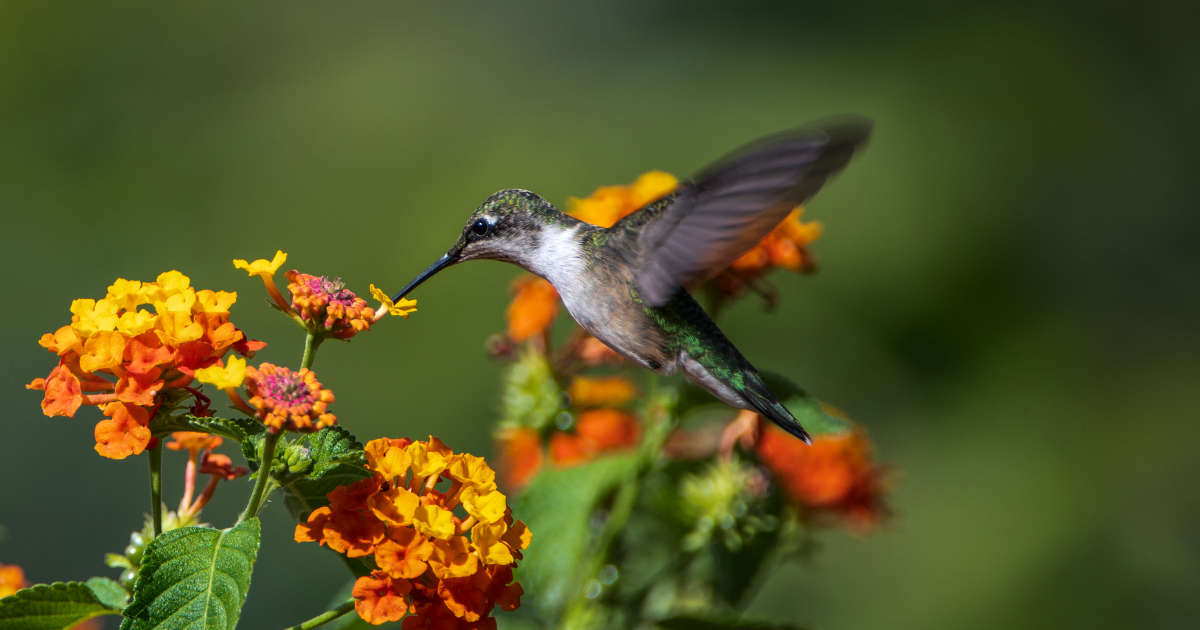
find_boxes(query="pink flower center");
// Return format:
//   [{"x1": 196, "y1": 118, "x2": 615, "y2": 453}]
[
  {"x1": 301, "y1": 276, "x2": 359, "y2": 308},
  {"x1": 260, "y1": 371, "x2": 313, "y2": 406}
]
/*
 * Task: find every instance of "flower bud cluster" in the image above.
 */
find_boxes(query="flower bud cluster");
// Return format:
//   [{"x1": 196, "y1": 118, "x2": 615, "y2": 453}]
[{"x1": 295, "y1": 437, "x2": 530, "y2": 627}]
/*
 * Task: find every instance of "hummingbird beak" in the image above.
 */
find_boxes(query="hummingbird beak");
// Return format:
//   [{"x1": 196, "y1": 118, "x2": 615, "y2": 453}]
[{"x1": 391, "y1": 247, "x2": 461, "y2": 302}]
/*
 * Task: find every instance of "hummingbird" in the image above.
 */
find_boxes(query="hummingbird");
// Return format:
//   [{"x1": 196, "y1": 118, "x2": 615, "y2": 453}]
[{"x1": 393, "y1": 117, "x2": 871, "y2": 444}]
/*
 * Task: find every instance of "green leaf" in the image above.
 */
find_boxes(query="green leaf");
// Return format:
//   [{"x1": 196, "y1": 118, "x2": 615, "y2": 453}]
[
  {"x1": 759, "y1": 373, "x2": 851, "y2": 437},
  {"x1": 148, "y1": 415, "x2": 265, "y2": 443},
  {"x1": 512, "y1": 454, "x2": 639, "y2": 620},
  {"x1": 282, "y1": 464, "x2": 372, "y2": 523},
  {"x1": 120, "y1": 519, "x2": 260, "y2": 630},
  {"x1": 303, "y1": 426, "x2": 367, "y2": 478},
  {"x1": 84, "y1": 577, "x2": 130, "y2": 610},
  {"x1": 276, "y1": 426, "x2": 370, "y2": 522},
  {"x1": 656, "y1": 616, "x2": 807, "y2": 630},
  {"x1": 0, "y1": 581, "x2": 123, "y2": 630}
]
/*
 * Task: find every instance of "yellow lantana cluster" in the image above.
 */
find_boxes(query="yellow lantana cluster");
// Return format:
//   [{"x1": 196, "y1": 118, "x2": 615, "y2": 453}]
[
  {"x1": 29, "y1": 271, "x2": 264, "y2": 459},
  {"x1": 295, "y1": 437, "x2": 529, "y2": 627}
]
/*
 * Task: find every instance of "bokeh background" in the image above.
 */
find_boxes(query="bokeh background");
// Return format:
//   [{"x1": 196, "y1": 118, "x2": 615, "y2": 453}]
[{"x1": 2, "y1": 1, "x2": 1198, "y2": 628}]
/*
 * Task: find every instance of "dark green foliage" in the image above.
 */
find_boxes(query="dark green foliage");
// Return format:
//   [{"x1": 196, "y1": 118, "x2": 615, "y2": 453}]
[
  {"x1": 120, "y1": 519, "x2": 261, "y2": 630},
  {"x1": 148, "y1": 415, "x2": 264, "y2": 444},
  {"x1": 511, "y1": 454, "x2": 640, "y2": 620},
  {"x1": 0, "y1": 580, "x2": 125, "y2": 630},
  {"x1": 277, "y1": 426, "x2": 371, "y2": 522}
]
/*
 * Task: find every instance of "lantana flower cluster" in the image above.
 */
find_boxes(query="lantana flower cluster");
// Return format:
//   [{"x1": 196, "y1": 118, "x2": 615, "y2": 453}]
[
  {"x1": 756, "y1": 423, "x2": 889, "y2": 530},
  {"x1": 28, "y1": 271, "x2": 264, "y2": 459},
  {"x1": 295, "y1": 437, "x2": 530, "y2": 627},
  {"x1": 233, "y1": 250, "x2": 415, "y2": 342}
]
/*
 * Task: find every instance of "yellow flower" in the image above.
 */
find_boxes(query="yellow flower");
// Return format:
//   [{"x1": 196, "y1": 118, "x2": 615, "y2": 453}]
[
  {"x1": 154, "y1": 311, "x2": 204, "y2": 345},
  {"x1": 369, "y1": 284, "x2": 417, "y2": 319},
  {"x1": 193, "y1": 289, "x2": 237, "y2": 314},
  {"x1": 79, "y1": 331, "x2": 128, "y2": 373},
  {"x1": 428, "y1": 536, "x2": 479, "y2": 579},
  {"x1": 407, "y1": 438, "x2": 453, "y2": 478},
  {"x1": 369, "y1": 486, "x2": 420, "y2": 527},
  {"x1": 567, "y1": 170, "x2": 679, "y2": 228},
  {"x1": 154, "y1": 271, "x2": 193, "y2": 299},
  {"x1": 70, "y1": 298, "x2": 119, "y2": 339},
  {"x1": 449, "y1": 453, "x2": 498, "y2": 493},
  {"x1": 413, "y1": 503, "x2": 455, "y2": 540},
  {"x1": 117, "y1": 310, "x2": 158, "y2": 337},
  {"x1": 471, "y1": 520, "x2": 514, "y2": 565},
  {"x1": 194, "y1": 356, "x2": 247, "y2": 389},
  {"x1": 107, "y1": 278, "x2": 154, "y2": 312},
  {"x1": 568, "y1": 375, "x2": 637, "y2": 407},
  {"x1": 460, "y1": 486, "x2": 507, "y2": 525},
  {"x1": 364, "y1": 438, "x2": 414, "y2": 483},
  {"x1": 154, "y1": 287, "x2": 197, "y2": 314},
  {"x1": 233, "y1": 250, "x2": 287, "y2": 277}
]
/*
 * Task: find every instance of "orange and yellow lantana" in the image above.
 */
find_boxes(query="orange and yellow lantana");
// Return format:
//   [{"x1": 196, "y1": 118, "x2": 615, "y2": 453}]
[
  {"x1": 28, "y1": 272, "x2": 264, "y2": 459},
  {"x1": 295, "y1": 437, "x2": 530, "y2": 627}
]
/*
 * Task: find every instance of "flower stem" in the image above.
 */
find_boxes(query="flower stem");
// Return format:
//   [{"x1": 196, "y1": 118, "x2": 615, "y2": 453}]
[
  {"x1": 240, "y1": 430, "x2": 282, "y2": 523},
  {"x1": 301, "y1": 332, "x2": 323, "y2": 370},
  {"x1": 282, "y1": 599, "x2": 355, "y2": 630},
  {"x1": 148, "y1": 441, "x2": 163, "y2": 536}
]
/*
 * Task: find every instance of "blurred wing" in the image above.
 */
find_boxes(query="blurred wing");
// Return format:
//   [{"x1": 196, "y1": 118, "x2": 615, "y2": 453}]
[{"x1": 630, "y1": 117, "x2": 872, "y2": 306}]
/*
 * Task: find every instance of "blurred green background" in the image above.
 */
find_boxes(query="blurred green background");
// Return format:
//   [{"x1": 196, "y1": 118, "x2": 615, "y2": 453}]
[{"x1": 2, "y1": 1, "x2": 1198, "y2": 628}]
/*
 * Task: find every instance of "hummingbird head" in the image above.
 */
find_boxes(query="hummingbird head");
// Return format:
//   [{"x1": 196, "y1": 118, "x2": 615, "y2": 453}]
[{"x1": 391, "y1": 189, "x2": 572, "y2": 302}]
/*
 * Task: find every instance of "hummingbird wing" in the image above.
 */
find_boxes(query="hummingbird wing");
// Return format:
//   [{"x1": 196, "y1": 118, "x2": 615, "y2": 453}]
[{"x1": 626, "y1": 117, "x2": 872, "y2": 307}]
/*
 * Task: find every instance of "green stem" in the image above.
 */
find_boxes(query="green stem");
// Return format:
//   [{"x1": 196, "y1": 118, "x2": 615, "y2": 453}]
[
  {"x1": 282, "y1": 599, "x2": 356, "y2": 630},
  {"x1": 148, "y1": 441, "x2": 163, "y2": 536},
  {"x1": 240, "y1": 430, "x2": 283, "y2": 523},
  {"x1": 301, "y1": 332, "x2": 323, "y2": 370}
]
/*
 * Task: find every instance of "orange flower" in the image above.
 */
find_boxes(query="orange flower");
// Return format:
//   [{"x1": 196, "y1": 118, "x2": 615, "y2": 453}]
[
  {"x1": 506, "y1": 275, "x2": 559, "y2": 343},
  {"x1": 198, "y1": 452, "x2": 248, "y2": 481},
  {"x1": 496, "y1": 427, "x2": 543, "y2": 490},
  {"x1": 549, "y1": 409, "x2": 640, "y2": 468},
  {"x1": 0, "y1": 563, "x2": 27, "y2": 597},
  {"x1": 568, "y1": 376, "x2": 637, "y2": 408},
  {"x1": 285, "y1": 271, "x2": 377, "y2": 339},
  {"x1": 730, "y1": 208, "x2": 822, "y2": 276},
  {"x1": 32, "y1": 271, "x2": 259, "y2": 459},
  {"x1": 353, "y1": 571, "x2": 411, "y2": 625},
  {"x1": 298, "y1": 437, "x2": 529, "y2": 626},
  {"x1": 166, "y1": 432, "x2": 222, "y2": 455},
  {"x1": 567, "y1": 170, "x2": 679, "y2": 228},
  {"x1": 756, "y1": 426, "x2": 889, "y2": 530},
  {"x1": 94, "y1": 402, "x2": 152, "y2": 459},
  {"x1": 243, "y1": 363, "x2": 336, "y2": 433},
  {"x1": 576, "y1": 409, "x2": 640, "y2": 451},
  {"x1": 376, "y1": 528, "x2": 435, "y2": 579},
  {"x1": 549, "y1": 432, "x2": 591, "y2": 467}
]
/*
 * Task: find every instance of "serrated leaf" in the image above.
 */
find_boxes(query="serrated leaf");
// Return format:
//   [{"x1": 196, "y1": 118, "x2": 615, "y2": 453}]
[
  {"x1": 120, "y1": 519, "x2": 260, "y2": 630},
  {"x1": 304, "y1": 426, "x2": 367, "y2": 478},
  {"x1": 282, "y1": 464, "x2": 372, "y2": 523},
  {"x1": 512, "y1": 454, "x2": 639, "y2": 619},
  {"x1": 0, "y1": 581, "x2": 123, "y2": 630},
  {"x1": 149, "y1": 415, "x2": 264, "y2": 443},
  {"x1": 84, "y1": 577, "x2": 129, "y2": 610},
  {"x1": 759, "y1": 373, "x2": 851, "y2": 437},
  {"x1": 276, "y1": 426, "x2": 369, "y2": 522},
  {"x1": 656, "y1": 616, "x2": 807, "y2": 630}
]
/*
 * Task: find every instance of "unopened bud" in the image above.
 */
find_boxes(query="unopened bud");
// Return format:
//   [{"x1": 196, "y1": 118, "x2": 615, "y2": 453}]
[{"x1": 284, "y1": 445, "x2": 312, "y2": 474}]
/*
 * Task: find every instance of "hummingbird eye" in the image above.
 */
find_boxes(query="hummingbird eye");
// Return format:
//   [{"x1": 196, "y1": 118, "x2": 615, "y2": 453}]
[{"x1": 471, "y1": 218, "x2": 491, "y2": 237}]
